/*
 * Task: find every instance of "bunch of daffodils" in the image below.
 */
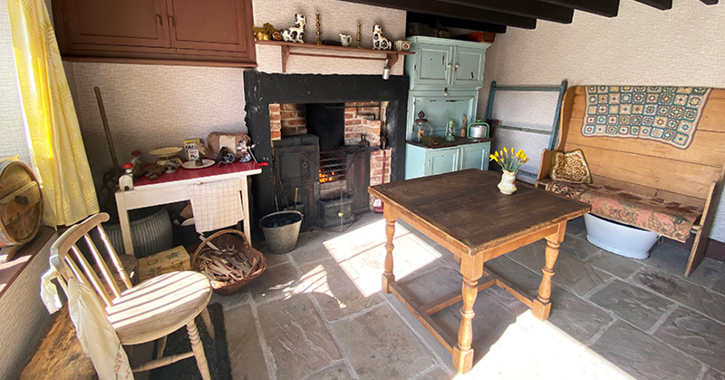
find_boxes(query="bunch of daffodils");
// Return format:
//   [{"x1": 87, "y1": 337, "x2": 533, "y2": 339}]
[{"x1": 489, "y1": 148, "x2": 529, "y2": 173}]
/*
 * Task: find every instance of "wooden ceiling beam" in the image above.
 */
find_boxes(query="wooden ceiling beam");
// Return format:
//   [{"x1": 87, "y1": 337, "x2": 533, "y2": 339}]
[
  {"x1": 338, "y1": 0, "x2": 537, "y2": 29},
  {"x1": 634, "y1": 0, "x2": 672, "y2": 10},
  {"x1": 434, "y1": 0, "x2": 573, "y2": 23},
  {"x1": 408, "y1": 12, "x2": 507, "y2": 33},
  {"x1": 700, "y1": 0, "x2": 718, "y2": 4},
  {"x1": 536, "y1": 0, "x2": 620, "y2": 17}
]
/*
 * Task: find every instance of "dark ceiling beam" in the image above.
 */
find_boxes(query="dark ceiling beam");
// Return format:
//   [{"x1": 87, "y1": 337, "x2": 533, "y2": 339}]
[
  {"x1": 700, "y1": 0, "x2": 718, "y2": 4},
  {"x1": 434, "y1": 0, "x2": 573, "y2": 23},
  {"x1": 634, "y1": 0, "x2": 672, "y2": 10},
  {"x1": 338, "y1": 0, "x2": 537, "y2": 29},
  {"x1": 408, "y1": 12, "x2": 507, "y2": 33},
  {"x1": 537, "y1": 0, "x2": 620, "y2": 17}
]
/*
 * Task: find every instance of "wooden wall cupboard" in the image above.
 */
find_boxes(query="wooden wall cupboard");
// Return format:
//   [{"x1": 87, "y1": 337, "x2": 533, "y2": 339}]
[
  {"x1": 52, "y1": 0, "x2": 256, "y2": 67},
  {"x1": 405, "y1": 140, "x2": 491, "y2": 180},
  {"x1": 405, "y1": 36, "x2": 491, "y2": 92}
]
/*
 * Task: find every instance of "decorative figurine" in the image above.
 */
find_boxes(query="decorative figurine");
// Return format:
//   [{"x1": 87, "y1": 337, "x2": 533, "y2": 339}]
[
  {"x1": 315, "y1": 14, "x2": 322, "y2": 45},
  {"x1": 356, "y1": 24, "x2": 361, "y2": 48},
  {"x1": 393, "y1": 40, "x2": 411, "y2": 51},
  {"x1": 372, "y1": 24, "x2": 391, "y2": 50},
  {"x1": 446, "y1": 119, "x2": 456, "y2": 141},
  {"x1": 282, "y1": 14, "x2": 306, "y2": 43},
  {"x1": 460, "y1": 113, "x2": 467, "y2": 137},
  {"x1": 253, "y1": 23, "x2": 279, "y2": 41}
]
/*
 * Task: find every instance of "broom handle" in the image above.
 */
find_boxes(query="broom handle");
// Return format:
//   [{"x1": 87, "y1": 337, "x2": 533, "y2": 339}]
[{"x1": 94, "y1": 87, "x2": 121, "y2": 175}]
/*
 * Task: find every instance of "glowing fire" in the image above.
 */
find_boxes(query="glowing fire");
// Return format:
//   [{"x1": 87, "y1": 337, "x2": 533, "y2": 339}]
[{"x1": 319, "y1": 170, "x2": 336, "y2": 183}]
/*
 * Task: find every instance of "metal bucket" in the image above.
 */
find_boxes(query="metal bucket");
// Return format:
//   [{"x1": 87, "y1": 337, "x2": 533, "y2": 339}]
[{"x1": 260, "y1": 210, "x2": 303, "y2": 254}]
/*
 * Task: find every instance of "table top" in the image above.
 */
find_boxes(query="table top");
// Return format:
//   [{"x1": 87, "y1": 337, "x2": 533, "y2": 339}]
[
  {"x1": 134, "y1": 161, "x2": 261, "y2": 188},
  {"x1": 369, "y1": 169, "x2": 590, "y2": 255}
]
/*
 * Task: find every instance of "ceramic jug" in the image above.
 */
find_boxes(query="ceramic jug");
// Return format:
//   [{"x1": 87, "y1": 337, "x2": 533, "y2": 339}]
[{"x1": 340, "y1": 34, "x2": 352, "y2": 47}]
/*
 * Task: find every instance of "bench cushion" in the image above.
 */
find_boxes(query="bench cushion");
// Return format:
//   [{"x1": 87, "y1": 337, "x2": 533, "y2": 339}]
[{"x1": 545, "y1": 181, "x2": 701, "y2": 242}]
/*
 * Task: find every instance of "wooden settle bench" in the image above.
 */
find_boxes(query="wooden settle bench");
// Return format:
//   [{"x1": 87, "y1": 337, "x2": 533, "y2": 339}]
[{"x1": 536, "y1": 86, "x2": 725, "y2": 276}]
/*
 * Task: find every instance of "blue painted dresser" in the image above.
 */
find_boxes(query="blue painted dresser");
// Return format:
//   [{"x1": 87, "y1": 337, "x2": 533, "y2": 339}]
[{"x1": 404, "y1": 36, "x2": 492, "y2": 180}]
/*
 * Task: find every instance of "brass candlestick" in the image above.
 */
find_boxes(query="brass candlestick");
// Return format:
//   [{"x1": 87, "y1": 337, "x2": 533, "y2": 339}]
[
  {"x1": 356, "y1": 24, "x2": 361, "y2": 48},
  {"x1": 315, "y1": 14, "x2": 321, "y2": 45}
]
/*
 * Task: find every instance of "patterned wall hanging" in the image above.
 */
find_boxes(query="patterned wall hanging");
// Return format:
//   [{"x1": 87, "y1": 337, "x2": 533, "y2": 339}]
[{"x1": 581, "y1": 86, "x2": 711, "y2": 149}]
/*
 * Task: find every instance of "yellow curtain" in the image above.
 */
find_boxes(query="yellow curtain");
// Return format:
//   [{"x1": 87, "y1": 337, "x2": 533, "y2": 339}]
[{"x1": 8, "y1": 0, "x2": 99, "y2": 226}]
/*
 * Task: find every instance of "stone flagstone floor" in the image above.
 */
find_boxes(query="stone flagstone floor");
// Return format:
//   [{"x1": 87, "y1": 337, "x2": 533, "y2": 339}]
[{"x1": 210, "y1": 212, "x2": 725, "y2": 380}]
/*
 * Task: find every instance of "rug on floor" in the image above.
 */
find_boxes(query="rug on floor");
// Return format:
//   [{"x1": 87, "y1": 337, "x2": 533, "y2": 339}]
[{"x1": 149, "y1": 303, "x2": 232, "y2": 380}]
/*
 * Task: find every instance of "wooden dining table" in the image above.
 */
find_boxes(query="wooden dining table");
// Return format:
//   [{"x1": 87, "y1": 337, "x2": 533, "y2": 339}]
[{"x1": 369, "y1": 169, "x2": 590, "y2": 374}]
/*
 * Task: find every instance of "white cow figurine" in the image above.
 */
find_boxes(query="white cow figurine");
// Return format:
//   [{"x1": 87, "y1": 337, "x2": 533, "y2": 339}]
[
  {"x1": 372, "y1": 24, "x2": 391, "y2": 50},
  {"x1": 282, "y1": 14, "x2": 306, "y2": 43}
]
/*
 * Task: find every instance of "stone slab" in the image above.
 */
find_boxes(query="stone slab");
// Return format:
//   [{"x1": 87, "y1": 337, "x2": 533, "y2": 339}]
[
  {"x1": 589, "y1": 279, "x2": 673, "y2": 331},
  {"x1": 507, "y1": 239, "x2": 610, "y2": 297},
  {"x1": 567, "y1": 216, "x2": 587, "y2": 238},
  {"x1": 653, "y1": 306, "x2": 725, "y2": 373},
  {"x1": 714, "y1": 276, "x2": 725, "y2": 296},
  {"x1": 257, "y1": 295, "x2": 341, "y2": 380},
  {"x1": 249, "y1": 262, "x2": 300, "y2": 302},
  {"x1": 305, "y1": 362, "x2": 356, "y2": 380},
  {"x1": 591, "y1": 320, "x2": 702, "y2": 380},
  {"x1": 412, "y1": 367, "x2": 452, "y2": 380},
  {"x1": 560, "y1": 234, "x2": 601, "y2": 261},
  {"x1": 646, "y1": 243, "x2": 724, "y2": 288},
  {"x1": 584, "y1": 250, "x2": 644, "y2": 279},
  {"x1": 704, "y1": 368, "x2": 725, "y2": 380},
  {"x1": 224, "y1": 304, "x2": 271, "y2": 380},
  {"x1": 211, "y1": 286, "x2": 251, "y2": 312},
  {"x1": 397, "y1": 266, "x2": 462, "y2": 306},
  {"x1": 328, "y1": 305, "x2": 436, "y2": 380},
  {"x1": 633, "y1": 267, "x2": 725, "y2": 323},
  {"x1": 547, "y1": 285, "x2": 613, "y2": 343},
  {"x1": 298, "y1": 261, "x2": 382, "y2": 322},
  {"x1": 290, "y1": 230, "x2": 336, "y2": 265}
]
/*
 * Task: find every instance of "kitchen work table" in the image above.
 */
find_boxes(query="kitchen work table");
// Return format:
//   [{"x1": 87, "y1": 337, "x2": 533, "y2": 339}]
[
  {"x1": 368, "y1": 169, "x2": 590, "y2": 374},
  {"x1": 115, "y1": 161, "x2": 262, "y2": 257}
]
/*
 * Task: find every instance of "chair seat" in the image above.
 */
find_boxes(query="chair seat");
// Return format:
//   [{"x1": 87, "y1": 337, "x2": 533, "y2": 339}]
[{"x1": 107, "y1": 271, "x2": 211, "y2": 345}]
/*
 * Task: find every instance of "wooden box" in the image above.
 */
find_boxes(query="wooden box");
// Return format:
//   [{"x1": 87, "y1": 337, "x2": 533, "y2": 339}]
[{"x1": 138, "y1": 245, "x2": 191, "y2": 282}]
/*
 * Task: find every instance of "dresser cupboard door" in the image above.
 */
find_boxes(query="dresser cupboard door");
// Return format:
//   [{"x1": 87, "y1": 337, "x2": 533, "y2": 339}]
[
  {"x1": 166, "y1": 0, "x2": 252, "y2": 54},
  {"x1": 459, "y1": 143, "x2": 490, "y2": 171},
  {"x1": 59, "y1": 0, "x2": 169, "y2": 49},
  {"x1": 415, "y1": 45, "x2": 453, "y2": 88},
  {"x1": 452, "y1": 47, "x2": 485, "y2": 89},
  {"x1": 427, "y1": 148, "x2": 459, "y2": 176}
]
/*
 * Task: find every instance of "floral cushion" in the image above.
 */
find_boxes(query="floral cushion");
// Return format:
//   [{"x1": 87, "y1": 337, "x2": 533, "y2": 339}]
[
  {"x1": 545, "y1": 181, "x2": 701, "y2": 242},
  {"x1": 550, "y1": 149, "x2": 593, "y2": 184}
]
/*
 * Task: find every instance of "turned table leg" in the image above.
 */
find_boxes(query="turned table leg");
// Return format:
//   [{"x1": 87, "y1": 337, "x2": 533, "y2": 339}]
[
  {"x1": 382, "y1": 206, "x2": 397, "y2": 293},
  {"x1": 452, "y1": 254, "x2": 484, "y2": 373},
  {"x1": 532, "y1": 223, "x2": 566, "y2": 321}
]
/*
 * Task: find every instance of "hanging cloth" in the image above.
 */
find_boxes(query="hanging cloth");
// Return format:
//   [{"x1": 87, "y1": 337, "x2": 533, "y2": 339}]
[{"x1": 8, "y1": 0, "x2": 99, "y2": 227}]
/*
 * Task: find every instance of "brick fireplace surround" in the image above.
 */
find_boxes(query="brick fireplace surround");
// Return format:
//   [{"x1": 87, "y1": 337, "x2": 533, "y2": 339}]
[{"x1": 268, "y1": 102, "x2": 392, "y2": 188}]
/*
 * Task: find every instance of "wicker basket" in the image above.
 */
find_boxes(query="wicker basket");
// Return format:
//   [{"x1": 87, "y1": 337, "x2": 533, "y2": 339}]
[{"x1": 190, "y1": 229, "x2": 266, "y2": 295}]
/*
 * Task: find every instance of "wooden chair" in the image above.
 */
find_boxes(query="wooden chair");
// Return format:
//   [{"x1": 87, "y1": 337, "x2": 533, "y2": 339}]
[{"x1": 49, "y1": 213, "x2": 215, "y2": 380}]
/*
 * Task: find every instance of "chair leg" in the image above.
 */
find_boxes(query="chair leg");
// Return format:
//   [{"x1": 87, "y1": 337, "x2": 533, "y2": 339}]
[
  {"x1": 156, "y1": 336, "x2": 167, "y2": 359},
  {"x1": 200, "y1": 307, "x2": 216, "y2": 340},
  {"x1": 187, "y1": 320, "x2": 212, "y2": 380}
]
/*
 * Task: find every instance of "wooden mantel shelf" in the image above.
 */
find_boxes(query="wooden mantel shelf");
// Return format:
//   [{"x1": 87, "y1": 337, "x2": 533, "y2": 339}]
[{"x1": 256, "y1": 40, "x2": 414, "y2": 73}]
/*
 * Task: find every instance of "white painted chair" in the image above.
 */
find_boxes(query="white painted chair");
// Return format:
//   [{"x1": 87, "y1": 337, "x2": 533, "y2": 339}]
[{"x1": 49, "y1": 212, "x2": 215, "y2": 379}]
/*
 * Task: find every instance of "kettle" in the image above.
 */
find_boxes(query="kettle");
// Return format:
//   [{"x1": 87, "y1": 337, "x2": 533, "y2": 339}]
[{"x1": 467, "y1": 121, "x2": 489, "y2": 139}]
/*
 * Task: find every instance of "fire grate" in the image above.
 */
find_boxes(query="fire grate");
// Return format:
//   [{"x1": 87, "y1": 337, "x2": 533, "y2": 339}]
[{"x1": 319, "y1": 150, "x2": 347, "y2": 183}]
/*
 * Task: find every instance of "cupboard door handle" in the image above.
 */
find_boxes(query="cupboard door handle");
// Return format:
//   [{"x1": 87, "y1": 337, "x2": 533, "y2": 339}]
[
  {"x1": 168, "y1": 15, "x2": 176, "y2": 27},
  {"x1": 156, "y1": 14, "x2": 163, "y2": 25},
  {"x1": 454, "y1": 63, "x2": 459, "y2": 73}
]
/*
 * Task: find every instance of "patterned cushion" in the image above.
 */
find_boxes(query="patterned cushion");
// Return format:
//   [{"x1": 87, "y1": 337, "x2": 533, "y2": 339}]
[
  {"x1": 545, "y1": 181, "x2": 702, "y2": 242},
  {"x1": 549, "y1": 149, "x2": 593, "y2": 184}
]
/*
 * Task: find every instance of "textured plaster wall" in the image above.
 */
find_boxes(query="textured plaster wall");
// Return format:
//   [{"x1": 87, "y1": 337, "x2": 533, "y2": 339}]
[
  {"x1": 253, "y1": 0, "x2": 405, "y2": 75},
  {"x1": 0, "y1": 0, "x2": 29, "y2": 164},
  {"x1": 479, "y1": 0, "x2": 725, "y2": 241}
]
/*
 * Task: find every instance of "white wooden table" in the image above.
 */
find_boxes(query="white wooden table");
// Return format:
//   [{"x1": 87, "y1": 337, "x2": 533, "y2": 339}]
[{"x1": 115, "y1": 161, "x2": 262, "y2": 257}]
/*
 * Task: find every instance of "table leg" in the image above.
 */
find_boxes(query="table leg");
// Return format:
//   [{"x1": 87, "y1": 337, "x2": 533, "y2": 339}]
[
  {"x1": 115, "y1": 192, "x2": 134, "y2": 257},
  {"x1": 452, "y1": 254, "x2": 484, "y2": 374},
  {"x1": 532, "y1": 223, "x2": 567, "y2": 321},
  {"x1": 240, "y1": 176, "x2": 252, "y2": 244},
  {"x1": 382, "y1": 206, "x2": 397, "y2": 293}
]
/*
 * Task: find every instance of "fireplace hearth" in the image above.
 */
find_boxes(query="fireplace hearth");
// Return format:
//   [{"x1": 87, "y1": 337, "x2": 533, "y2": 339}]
[{"x1": 244, "y1": 72, "x2": 408, "y2": 236}]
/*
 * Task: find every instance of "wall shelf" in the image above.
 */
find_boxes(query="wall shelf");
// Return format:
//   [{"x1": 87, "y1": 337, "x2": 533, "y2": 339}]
[{"x1": 256, "y1": 40, "x2": 414, "y2": 73}]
